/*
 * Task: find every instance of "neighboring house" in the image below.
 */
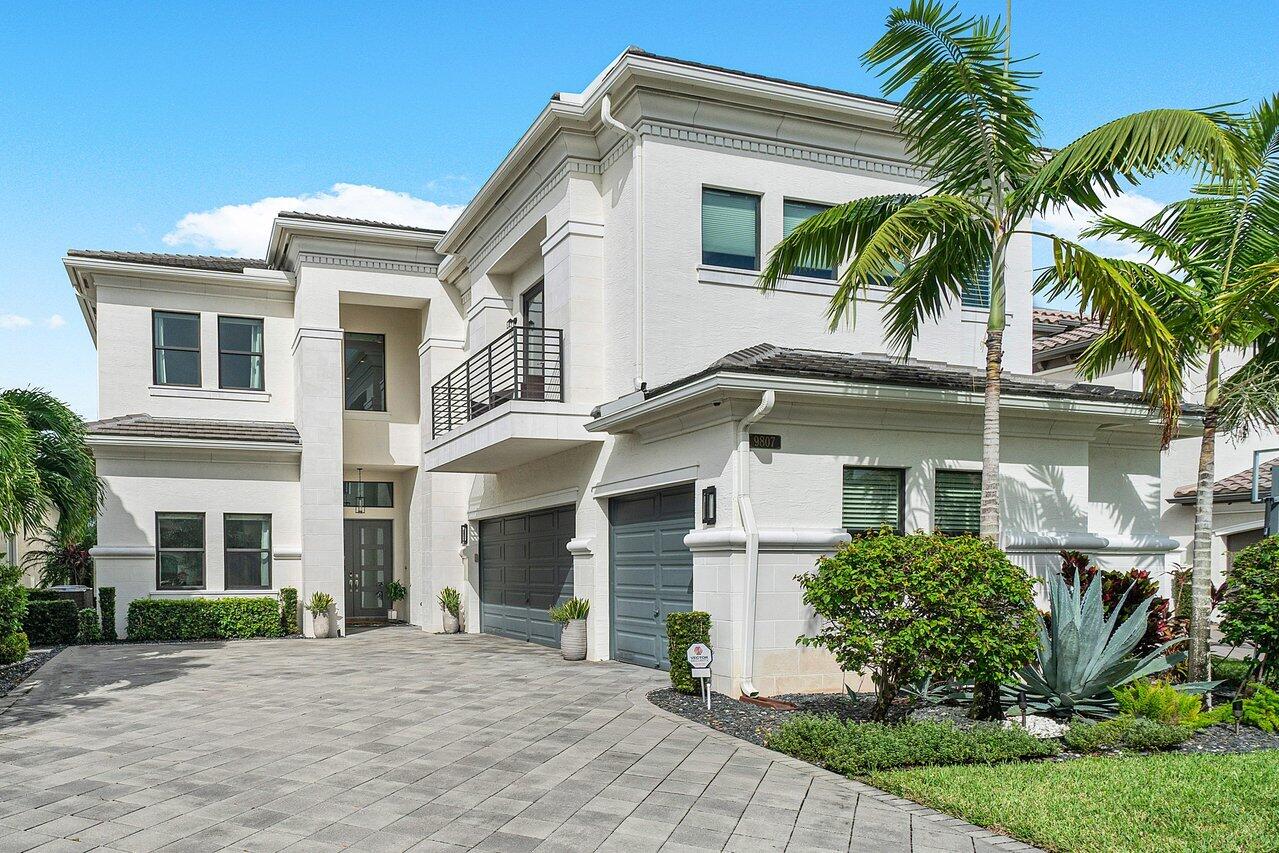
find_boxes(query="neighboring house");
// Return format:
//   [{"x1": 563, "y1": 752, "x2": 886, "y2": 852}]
[
  {"x1": 66, "y1": 49, "x2": 1185, "y2": 697},
  {"x1": 1033, "y1": 308, "x2": 1279, "y2": 582}
]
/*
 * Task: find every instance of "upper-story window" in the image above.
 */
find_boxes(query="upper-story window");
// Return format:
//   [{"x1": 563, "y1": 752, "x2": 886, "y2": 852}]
[
  {"x1": 153, "y1": 311, "x2": 200, "y2": 386},
  {"x1": 782, "y1": 200, "x2": 836, "y2": 280},
  {"x1": 218, "y1": 316, "x2": 264, "y2": 391},
  {"x1": 522, "y1": 281, "x2": 544, "y2": 328},
  {"x1": 345, "y1": 332, "x2": 386, "y2": 412},
  {"x1": 702, "y1": 188, "x2": 760, "y2": 271},
  {"x1": 962, "y1": 261, "x2": 992, "y2": 309}
]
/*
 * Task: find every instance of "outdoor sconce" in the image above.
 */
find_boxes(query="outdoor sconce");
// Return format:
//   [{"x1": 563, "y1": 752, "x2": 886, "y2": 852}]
[
  {"x1": 354, "y1": 467, "x2": 366, "y2": 514},
  {"x1": 460, "y1": 524, "x2": 469, "y2": 546},
  {"x1": 701, "y1": 486, "x2": 717, "y2": 526}
]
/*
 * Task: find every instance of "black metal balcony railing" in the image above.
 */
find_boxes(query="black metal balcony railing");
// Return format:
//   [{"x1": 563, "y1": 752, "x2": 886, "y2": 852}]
[{"x1": 431, "y1": 326, "x2": 564, "y2": 438}]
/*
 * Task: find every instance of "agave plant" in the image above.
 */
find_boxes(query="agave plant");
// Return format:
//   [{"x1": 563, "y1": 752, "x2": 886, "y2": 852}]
[{"x1": 1014, "y1": 571, "x2": 1186, "y2": 718}]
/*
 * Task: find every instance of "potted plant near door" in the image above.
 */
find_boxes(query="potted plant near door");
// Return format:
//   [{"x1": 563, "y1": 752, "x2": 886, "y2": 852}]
[
  {"x1": 438, "y1": 587, "x2": 461, "y2": 634},
  {"x1": 382, "y1": 580, "x2": 407, "y2": 622},
  {"x1": 308, "y1": 591, "x2": 334, "y2": 638},
  {"x1": 550, "y1": 598, "x2": 590, "y2": 661}
]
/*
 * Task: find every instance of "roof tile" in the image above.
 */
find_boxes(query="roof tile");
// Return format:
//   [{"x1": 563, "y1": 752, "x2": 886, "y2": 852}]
[{"x1": 87, "y1": 414, "x2": 300, "y2": 445}]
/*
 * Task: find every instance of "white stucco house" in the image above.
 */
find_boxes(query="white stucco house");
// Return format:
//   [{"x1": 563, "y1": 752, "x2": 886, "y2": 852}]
[{"x1": 66, "y1": 49, "x2": 1189, "y2": 698}]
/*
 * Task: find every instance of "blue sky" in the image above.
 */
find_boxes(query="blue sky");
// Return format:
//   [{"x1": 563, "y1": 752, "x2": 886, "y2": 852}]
[{"x1": 3, "y1": 0, "x2": 1276, "y2": 418}]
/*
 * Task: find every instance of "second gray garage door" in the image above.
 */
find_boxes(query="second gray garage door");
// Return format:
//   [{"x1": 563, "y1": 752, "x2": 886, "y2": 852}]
[
  {"x1": 478, "y1": 505, "x2": 574, "y2": 648},
  {"x1": 609, "y1": 485, "x2": 695, "y2": 669}
]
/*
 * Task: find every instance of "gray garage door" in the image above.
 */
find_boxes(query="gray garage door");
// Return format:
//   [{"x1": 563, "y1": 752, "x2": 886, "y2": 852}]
[
  {"x1": 478, "y1": 505, "x2": 574, "y2": 648},
  {"x1": 609, "y1": 485, "x2": 695, "y2": 669}
]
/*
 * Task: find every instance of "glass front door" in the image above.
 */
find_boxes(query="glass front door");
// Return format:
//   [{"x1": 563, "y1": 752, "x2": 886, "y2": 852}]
[{"x1": 344, "y1": 519, "x2": 392, "y2": 618}]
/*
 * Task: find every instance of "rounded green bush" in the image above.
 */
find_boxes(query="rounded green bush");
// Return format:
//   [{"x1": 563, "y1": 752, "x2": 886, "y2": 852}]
[
  {"x1": 1221, "y1": 535, "x2": 1279, "y2": 665},
  {"x1": 0, "y1": 630, "x2": 29, "y2": 665}
]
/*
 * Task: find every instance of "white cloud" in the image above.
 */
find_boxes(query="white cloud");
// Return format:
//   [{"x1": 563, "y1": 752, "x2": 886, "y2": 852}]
[
  {"x1": 45, "y1": 314, "x2": 66, "y2": 329},
  {"x1": 0, "y1": 314, "x2": 32, "y2": 330},
  {"x1": 1035, "y1": 192, "x2": 1167, "y2": 263},
  {"x1": 163, "y1": 183, "x2": 467, "y2": 257}
]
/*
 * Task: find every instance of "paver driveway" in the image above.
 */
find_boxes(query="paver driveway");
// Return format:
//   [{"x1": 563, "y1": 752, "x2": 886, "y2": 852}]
[{"x1": 0, "y1": 628, "x2": 1034, "y2": 852}]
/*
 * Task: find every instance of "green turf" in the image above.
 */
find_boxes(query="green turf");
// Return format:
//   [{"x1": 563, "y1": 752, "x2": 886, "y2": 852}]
[{"x1": 867, "y1": 751, "x2": 1279, "y2": 853}]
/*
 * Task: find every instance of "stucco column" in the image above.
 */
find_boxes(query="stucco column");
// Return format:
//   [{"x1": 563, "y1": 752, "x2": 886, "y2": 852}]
[
  {"x1": 541, "y1": 190, "x2": 605, "y2": 405},
  {"x1": 465, "y1": 276, "x2": 512, "y2": 350}
]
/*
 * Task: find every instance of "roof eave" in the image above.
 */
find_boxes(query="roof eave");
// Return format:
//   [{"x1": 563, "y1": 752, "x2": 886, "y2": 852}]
[{"x1": 266, "y1": 214, "x2": 444, "y2": 269}]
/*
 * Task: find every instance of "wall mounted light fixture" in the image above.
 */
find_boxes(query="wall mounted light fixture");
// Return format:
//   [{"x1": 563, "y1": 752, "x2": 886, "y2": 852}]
[{"x1": 701, "y1": 486, "x2": 717, "y2": 526}]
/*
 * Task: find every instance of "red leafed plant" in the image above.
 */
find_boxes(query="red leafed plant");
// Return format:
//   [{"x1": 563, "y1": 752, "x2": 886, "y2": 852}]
[{"x1": 1058, "y1": 551, "x2": 1177, "y2": 655}]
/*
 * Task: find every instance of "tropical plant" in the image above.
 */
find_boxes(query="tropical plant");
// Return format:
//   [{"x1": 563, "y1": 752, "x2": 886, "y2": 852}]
[
  {"x1": 759, "y1": 0, "x2": 1241, "y2": 541},
  {"x1": 380, "y1": 579, "x2": 408, "y2": 603},
  {"x1": 0, "y1": 562, "x2": 28, "y2": 660},
  {"x1": 549, "y1": 597, "x2": 590, "y2": 624},
  {"x1": 1219, "y1": 535, "x2": 1279, "y2": 683},
  {"x1": 1170, "y1": 565, "x2": 1227, "y2": 638},
  {"x1": 1058, "y1": 551, "x2": 1174, "y2": 655},
  {"x1": 1038, "y1": 98, "x2": 1279, "y2": 680},
  {"x1": 1014, "y1": 571, "x2": 1188, "y2": 718},
  {"x1": 900, "y1": 674, "x2": 960, "y2": 706},
  {"x1": 1201, "y1": 683, "x2": 1279, "y2": 732},
  {"x1": 0, "y1": 388, "x2": 103, "y2": 539},
  {"x1": 306, "y1": 591, "x2": 334, "y2": 618},
  {"x1": 23, "y1": 524, "x2": 95, "y2": 588},
  {"x1": 797, "y1": 532, "x2": 1039, "y2": 720},
  {"x1": 1113, "y1": 679, "x2": 1204, "y2": 726},
  {"x1": 1063, "y1": 715, "x2": 1193, "y2": 753},
  {"x1": 437, "y1": 586, "x2": 461, "y2": 618}
]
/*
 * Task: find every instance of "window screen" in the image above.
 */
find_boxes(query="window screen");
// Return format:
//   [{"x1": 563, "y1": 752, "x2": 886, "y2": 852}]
[
  {"x1": 935, "y1": 470, "x2": 981, "y2": 535},
  {"x1": 702, "y1": 188, "x2": 760, "y2": 270},
  {"x1": 842, "y1": 467, "x2": 904, "y2": 533}
]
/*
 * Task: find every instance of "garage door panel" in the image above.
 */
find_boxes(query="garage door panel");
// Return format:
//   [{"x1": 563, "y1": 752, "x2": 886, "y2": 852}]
[{"x1": 479, "y1": 505, "x2": 574, "y2": 648}]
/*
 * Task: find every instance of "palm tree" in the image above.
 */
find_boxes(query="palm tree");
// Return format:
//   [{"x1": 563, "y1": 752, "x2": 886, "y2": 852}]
[
  {"x1": 759, "y1": 0, "x2": 1242, "y2": 540},
  {"x1": 0, "y1": 388, "x2": 103, "y2": 544},
  {"x1": 1037, "y1": 97, "x2": 1279, "y2": 679}
]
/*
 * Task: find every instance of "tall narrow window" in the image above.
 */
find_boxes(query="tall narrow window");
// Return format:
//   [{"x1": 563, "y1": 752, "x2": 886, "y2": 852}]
[
  {"x1": 344, "y1": 332, "x2": 386, "y2": 411},
  {"x1": 521, "y1": 282, "x2": 546, "y2": 400},
  {"x1": 842, "y1": 467, "x2": 905, "y2": 534},
  {"x1": 935, "y1": 470, "x2": 982, "y2": 535},
  {"x1": 153, "y1": 311, "x2": 200, "y2": 386},
  {"x1": 961, "y1": 261, "x2": 992, "y2": 309},
  {"x1": 782, "y1": 199, "x2": 835, "y2": 280},
  {"x1": 225, "y1": 514, "x2": 271, "y2": 589},
  {"x1": 702, "y1": 188, "x2": 760, "y2": 271},
  {"x1": 156, "y1": 512, "x2": 205, "y2": 589},
  {"x1": 218, "y1": 317, "x2": 264, "y2": 390}
]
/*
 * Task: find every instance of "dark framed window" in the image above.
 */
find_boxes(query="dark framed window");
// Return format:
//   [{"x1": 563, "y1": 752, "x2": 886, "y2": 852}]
[
  {"x1": 782, "y1": 199, "x2": 835, "y2": 280},
  {"x1": 935, "y1": 470, "x2": 981, "y2": 535},
  {"x1": 343, "y1": 481, "x2": 394, "y2": 508},
  {"x1": 344, "y1": 332, "x2": 386, "y2": 411},
  {"x1": 842, "y1": 467, "x2": 905, "y2": 534},
  {"x1": 962, "y1": 261, "x2": 992, "y2": 309},
  {"x1": 156, "y1": 512, "x2": 205, "y2": 589},
  {"x1": 521, "y1": 281, "x2": 544, "y2": 328},
  {"x1": 224, "y1": 514, "x2": 271, "y2": 589},
  {"x1": 153, "y1": 311, "x2": 201, "y2": 386},
  {"x1": 218, "y1": 316, "x2": 264, "y2": 391},
  {"x1": 702, "y1": 187, "x2": 760, "y2": 270}
]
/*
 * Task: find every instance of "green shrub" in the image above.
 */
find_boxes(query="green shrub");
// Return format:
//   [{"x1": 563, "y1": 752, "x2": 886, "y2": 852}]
[
  {"x1": 1113, "y1": 679, "x2": 1203, "y2": 726},
  {"x1": 1220, "y1": 536, "x2": 1279, "y2": 678},
  {"x1": 1202, "y1": 684, "x2": 1279, "y2": 732},
  {"x1": 77, "y1": 608, "x2": 100, "y2": 644},
  {"x1": 798, "y1": 532, "x2": 1039, "y2": 720},
  {"x1": 22, "y1": 599, "x2": 78, "y2": 646},
  {"x1": 98, "y1": 587, "x2": 117, "y2": 642},
  {"x1": 279, "y1": 587, "x2": 299, "y2": 634},
  {"x1": 381, "y1": 580, "x2": 407, "y2": 604},
  {"x1": 666, "y1": 611, "x2": 711, "y2": 695},
  {"x1": 126, "y1": 597, "x2": 284, "y2": 642},
  {"x1": 549, "y1": 597, "x2": 590, "y2": 624},
  {"x1": 1064, "y1": 716, "x2": 1192, "y2": 753},
  {"x1": 0, "y1": 631, "x2": 29, "y2": 664},
  {"x1": 306, "y1": 591, "x2": 334, "y2": 618},
  {"x1": 0, "y1": 563, "x2": 28, "y2": 637},
  {"x1": 765, "y1": 716, "x2": 1059, "y2": 775},
  {"x1": 26, "y1": 589, "x2": 64, "y2": 601}
]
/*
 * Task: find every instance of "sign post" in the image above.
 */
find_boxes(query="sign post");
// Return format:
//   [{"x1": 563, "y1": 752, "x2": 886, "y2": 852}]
[{"x1": 686, "y1": 643, "x2": 713, "y2": 711}]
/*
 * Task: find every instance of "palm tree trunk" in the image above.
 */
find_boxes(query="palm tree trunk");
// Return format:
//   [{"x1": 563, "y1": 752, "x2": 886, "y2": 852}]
[
  {"x1": 1188, "y1": 348, "x2": 1220, "y2": 681},
  {"x1": 980, "y1": 237, "x2": 1007, "y2": 541}
]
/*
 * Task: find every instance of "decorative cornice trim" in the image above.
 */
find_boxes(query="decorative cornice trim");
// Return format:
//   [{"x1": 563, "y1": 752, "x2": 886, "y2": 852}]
[
  {"x1": 1002, "y1": 531, "x2": 1179, "y2": 554},
  {"x1": 465, "y1": 295, "x2": 511, "y2": 321},
  {"x1": 593, "y1": 465, "x2": 699, "y2": 499},
  {"x1": 418, "y1": 337, "x2": 466, "y2": 356},
  {"x1": 90, "y1": 545, "x2": 155, "y2": 559},
  {"x1": 468, "y1": 487, "x2": 580, "y2": 521},
  {"x1": 566, "y1": 537, "x2": 593, "y2": 556},
  {"x1": 297, "y1": 252, "x2": 439, "y2": 275},
  {"x1": 292, "y1": 326, "x2": 344, "y2": 353},
  {"x1": 684, "y1": 527, "x2": 851, "y2": 553},
  {"x1": 541, "y1": 219, "x2": 606, "y2": 256}
]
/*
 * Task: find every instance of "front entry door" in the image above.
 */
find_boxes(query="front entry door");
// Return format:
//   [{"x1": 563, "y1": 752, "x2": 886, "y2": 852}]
[{"x1": 345, "y1": 519, "x2": 391, "y2": 618}]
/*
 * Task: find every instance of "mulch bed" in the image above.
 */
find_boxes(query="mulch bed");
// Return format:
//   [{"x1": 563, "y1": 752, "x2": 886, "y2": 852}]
[{"x1": 0, "y1": 646, "x2": 64, "y2": 701}]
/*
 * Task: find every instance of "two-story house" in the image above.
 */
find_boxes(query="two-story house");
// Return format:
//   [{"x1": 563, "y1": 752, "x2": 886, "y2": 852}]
[{"x1": 66, "y1": 49, "x2": 1186, "y2": 698}]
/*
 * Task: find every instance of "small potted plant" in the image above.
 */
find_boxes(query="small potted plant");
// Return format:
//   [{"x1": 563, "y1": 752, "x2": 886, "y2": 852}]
[
  {"x1": 308, "y1": 591, "x2": 334, "y2": 638},
  {"x1": 438, "y1": 586, "x2": 461, "y2": 634},
  {"x1": 381, "y1": 579, "x2": 407, "y2": 621},
  {"x1": 549, "y1": 597, "x2": 590, "y2": 661}
]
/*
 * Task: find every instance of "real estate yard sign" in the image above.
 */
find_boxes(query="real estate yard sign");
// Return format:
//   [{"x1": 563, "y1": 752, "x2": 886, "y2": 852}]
[{"x1": 686, "y1": 643, "x2": 713, "y2": 710}]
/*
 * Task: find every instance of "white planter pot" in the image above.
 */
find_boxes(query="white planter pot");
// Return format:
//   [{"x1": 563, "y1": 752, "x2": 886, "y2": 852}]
[
  {"x1": 560, "y1": 619, "x2": 587, "y2": 661},
  {"x1": 312, "y1": 612, "x2": 330, "y2": 638},
  {"x1": 387, "y1": 609, "x2": 398, "y2": 622},
  {"x1": 442, "y1": 612, "x2": 460, "y2": 634}
]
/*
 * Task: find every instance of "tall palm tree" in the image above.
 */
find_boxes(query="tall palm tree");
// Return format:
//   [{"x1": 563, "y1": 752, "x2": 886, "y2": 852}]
[
  {"x1": 759, "y1": 0, "x2": 1242, "y2": 539},
  {"x1": 1037, "y1": 97, "x2": 1279, "y2": 679},
  {"x1": 0, "y1": 388, "x2": 102, "y2": 543}
]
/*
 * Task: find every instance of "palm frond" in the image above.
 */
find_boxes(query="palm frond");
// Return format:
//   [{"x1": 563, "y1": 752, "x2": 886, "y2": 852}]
[
  {"x1": 1218, "y1": 336, "x2": 1279, "y2": 437},
  {"x1": 0, "y1": 398, "x2": 45, "y2": 537},
  {"x1": 881, "y1": 225, "x2": 992, "y2": 352}
]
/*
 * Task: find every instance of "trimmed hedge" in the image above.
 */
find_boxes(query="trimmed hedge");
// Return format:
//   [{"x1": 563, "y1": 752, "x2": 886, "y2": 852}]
[
  {"x1": 666, "y1": 611, "x2": 711, "y2": 695},
  {"x1": 98, "y1": 587, "x2": 117, "y2": 642},
  {"x1": 23, "y1": 599, "x2": 79, "y2": 646},
  {"x1": 127, "y1": 597, "x2": 285, "y2": 642},
  {"x1": 280, "y1": 587, "x2": 299, "y2": 635},
  {"x1": 77, "y1": 608, "x2": 101, "y2": 644},
  {"x1": 0, "y1": 631, "x2": 28, "y2": 665},
  {"x1": 27, "y1": 589, "x2": 64, "y2": 602}
]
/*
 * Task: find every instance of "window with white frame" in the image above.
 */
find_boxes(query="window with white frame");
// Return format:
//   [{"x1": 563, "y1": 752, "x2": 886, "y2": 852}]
[
  {"x1": 934, "y1": 470, "x2": 981, "y2": 535},
  {"x1": 702, "y1": 187, "x2": 760, "y2": 271},
  {"x1": 842, "y1": 467, "x2": 905, "y2": 534}
]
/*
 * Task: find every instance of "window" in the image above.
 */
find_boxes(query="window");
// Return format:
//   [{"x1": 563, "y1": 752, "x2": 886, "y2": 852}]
[
  {"x1": 343, "y1": 481, "x2": 394, "y2": 508},
  {"x1": 935, "y1": 470, "x2": 981, "y2": 535},
  {"x1": 156, "y1": 512, "x2": 205, "y2": 589},
  {"x1": 224, "y1": 514, "x2": 271, "y2": 589},
  {"x1": 842, "y1": 467, "x2": 904, "y2": 534},
  {"x1": 344, "y1": 332, "x2": 386, "y2": 411},
  {"x1": 153, "y1": 311, "x2": 200, "y2": 386},
  {"x1": 218, "y1": 317, "x2": 264, "y2": 390},
  {"x1": 521, "y1": 281, "x2": 544, "y2": 328},
  {"x1": 961, "y1": 261, "x2": 992, "y2": 309},
  {"x1": 702, "y1": 188, "x2": 760, "y2": 270},
  {"x1": 782, "y1": 199, "x2": 835, "y2": 280}
]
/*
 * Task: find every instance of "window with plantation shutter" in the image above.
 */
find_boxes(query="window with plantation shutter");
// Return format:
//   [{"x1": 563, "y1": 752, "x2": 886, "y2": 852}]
[
  {"x1": 702, "y1": 188, "x2": 760, "y2": 270},
  {"x1": 935, "y1": 470, "x2": 981, "y2": 535},
  {"x1": 961, "y1": 261, "x2": 992, "y2": 309},
  {"x1": 782, "y1": 199, "x2": 835, "y2": 280},
  {"x1": 842, "y1": 467, "x2": 904, "y2": 534}
]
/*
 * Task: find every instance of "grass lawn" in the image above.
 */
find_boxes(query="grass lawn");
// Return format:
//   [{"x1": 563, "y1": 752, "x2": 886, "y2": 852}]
[{"x1": 868, "y1": 751, "x2": 1279, "y2": 853}]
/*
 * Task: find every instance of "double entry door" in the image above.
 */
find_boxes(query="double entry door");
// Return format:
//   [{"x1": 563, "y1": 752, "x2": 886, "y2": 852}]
[{"x1": 345, "y1": 519, "x2": 391, "y2": 619}]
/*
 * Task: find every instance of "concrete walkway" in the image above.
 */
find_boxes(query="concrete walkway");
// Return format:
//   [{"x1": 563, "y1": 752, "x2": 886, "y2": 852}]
[{"x1": 0, "y1": 629, "x2": 1037, "y2": 852}]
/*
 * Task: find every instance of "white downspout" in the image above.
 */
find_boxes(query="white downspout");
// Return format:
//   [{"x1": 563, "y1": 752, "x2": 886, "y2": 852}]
[
  {"x1": 737, "y1": 390, "x2": 775, "y2": 697},
  {"x1": 600, "y1": 95, "x2": 645, "y2": 390}
]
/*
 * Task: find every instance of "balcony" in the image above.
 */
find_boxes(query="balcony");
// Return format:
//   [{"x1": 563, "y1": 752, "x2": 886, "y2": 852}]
[{"x1": 423, "y1": 326, "x2": 601, "y2": 473}]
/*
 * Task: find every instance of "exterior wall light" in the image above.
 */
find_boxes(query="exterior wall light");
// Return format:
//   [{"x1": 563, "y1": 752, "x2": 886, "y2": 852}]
[
  {"x1": 701, "y1": 486, "x2": 717, "y2": 526},
  {"x1": 460, "y1": 524, "x2": 469, "y2": 546}
]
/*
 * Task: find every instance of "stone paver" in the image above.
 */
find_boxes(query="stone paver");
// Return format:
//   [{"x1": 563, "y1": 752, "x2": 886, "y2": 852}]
[{"x1": 0, "y1": 628, "x2": 1039, "y2": 852}]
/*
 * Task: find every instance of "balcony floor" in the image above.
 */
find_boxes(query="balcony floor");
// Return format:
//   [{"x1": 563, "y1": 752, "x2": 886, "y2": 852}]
[{"x1": 422, "y1": 399, "x2": 603, "y2": 473}]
